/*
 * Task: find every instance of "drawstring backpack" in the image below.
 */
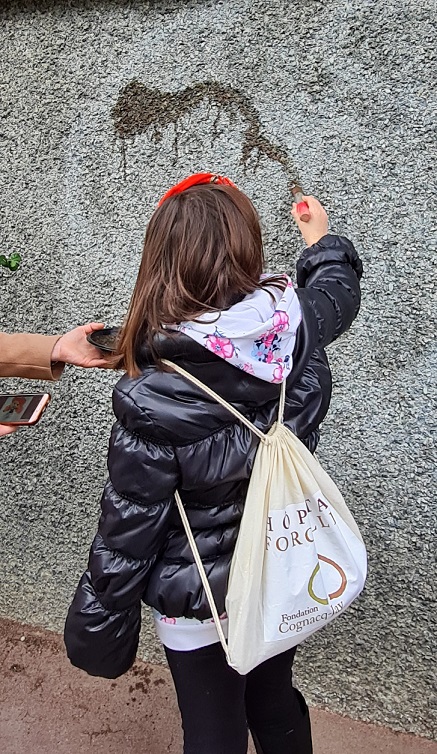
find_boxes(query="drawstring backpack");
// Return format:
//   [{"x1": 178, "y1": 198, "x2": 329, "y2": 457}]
[{"x1": 163, "y1": 360, "x2": 367, "y2": 675}]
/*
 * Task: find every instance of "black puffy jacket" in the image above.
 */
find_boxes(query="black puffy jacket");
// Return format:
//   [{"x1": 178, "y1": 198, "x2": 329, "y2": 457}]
[{"x1": 64, "y1": 234, "x2": 362, "y2": 678}]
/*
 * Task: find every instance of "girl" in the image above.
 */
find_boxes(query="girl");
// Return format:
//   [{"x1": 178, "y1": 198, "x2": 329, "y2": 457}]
[{"x1": 65, "y1": 173, "x2": 362, "y2": 754}]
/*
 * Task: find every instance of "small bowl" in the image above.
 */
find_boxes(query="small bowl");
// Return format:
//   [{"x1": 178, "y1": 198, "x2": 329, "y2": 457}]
[{"x1": 87, "y1": 327, "x2": 120, "y2": 353}]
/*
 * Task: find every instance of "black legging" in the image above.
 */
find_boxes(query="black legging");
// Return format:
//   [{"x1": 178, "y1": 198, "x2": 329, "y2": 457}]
[{"x1": 165, "y1": 643, "x2": 313, "y2": 754}]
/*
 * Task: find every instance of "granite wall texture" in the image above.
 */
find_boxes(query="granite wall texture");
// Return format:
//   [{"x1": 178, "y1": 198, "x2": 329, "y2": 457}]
[{"x1": 0, "y1": 0, "x2": 435, "y2": 738}]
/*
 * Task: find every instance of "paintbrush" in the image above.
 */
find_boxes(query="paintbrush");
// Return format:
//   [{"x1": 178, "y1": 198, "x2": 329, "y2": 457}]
[{"x1": 290, "y1": 184, "x2": 311, "y2": 223}]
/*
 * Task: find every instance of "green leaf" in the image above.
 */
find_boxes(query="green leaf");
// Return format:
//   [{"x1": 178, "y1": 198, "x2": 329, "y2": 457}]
[{"x1": 0, "y1": 252, "x2": 22, "y2": 272}]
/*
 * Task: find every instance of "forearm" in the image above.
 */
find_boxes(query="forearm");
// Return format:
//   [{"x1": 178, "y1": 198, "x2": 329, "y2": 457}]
[
  {"x1": 296, "y1": 234, "x2": 363, "y2": 288},
  {"x1": 64, "y1": 570, "x2": 141, "y2": 678},
  {"x1": 0, "y1": 332, "x2": 64, "y2": 380},
  {"x1": 295, "y1": 234, "x2": 362, "y2": 346},
  {"x1": 90, "y1": 475, "x2": 176, "y2": 610}
]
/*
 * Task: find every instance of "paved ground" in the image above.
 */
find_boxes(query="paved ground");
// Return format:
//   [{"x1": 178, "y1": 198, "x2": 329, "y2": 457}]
[{"x1": 0, "y1": 618, "x2": 436, "y2": 754}]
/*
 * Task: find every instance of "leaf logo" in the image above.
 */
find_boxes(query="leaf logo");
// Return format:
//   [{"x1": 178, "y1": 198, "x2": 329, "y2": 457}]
[{"x1": 308, "y1": 555, "x2": 347, "y2": 605}]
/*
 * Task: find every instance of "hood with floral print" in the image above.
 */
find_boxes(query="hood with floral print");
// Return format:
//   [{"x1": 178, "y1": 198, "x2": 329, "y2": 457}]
[{"x1": 176, "y1": 276, "x2": 302, "y2": 383}]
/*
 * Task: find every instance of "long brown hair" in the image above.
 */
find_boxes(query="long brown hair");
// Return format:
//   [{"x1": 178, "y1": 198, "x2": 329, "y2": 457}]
[{"x1": 114, "y1": 184, "x2": 286, "y2": 376}]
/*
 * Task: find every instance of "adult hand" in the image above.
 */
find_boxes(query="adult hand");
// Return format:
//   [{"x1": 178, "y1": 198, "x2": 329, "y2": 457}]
[
  {"x1": 51, "y1": 323, "x2": 111, "y2": 369},
  {"x1": 0, "y1": 424, "x2": 17, "y2": 437},
  {"x1": 291, "y1": 195, "x2": 329, "y2": 248}
]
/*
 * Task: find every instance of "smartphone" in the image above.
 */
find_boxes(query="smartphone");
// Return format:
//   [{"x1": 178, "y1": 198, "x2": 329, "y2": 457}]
[{"x1": 0, "y1": 393, "x2": 51, "y2": 426}]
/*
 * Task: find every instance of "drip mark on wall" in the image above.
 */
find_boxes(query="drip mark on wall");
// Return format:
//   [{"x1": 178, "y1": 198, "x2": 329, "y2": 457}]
[{"x1": 111, "y1": 80, "x2": 298, "y2": 185}]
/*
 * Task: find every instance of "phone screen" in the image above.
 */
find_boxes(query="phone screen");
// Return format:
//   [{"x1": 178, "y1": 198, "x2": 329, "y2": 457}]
[{"x1": 0, "y1": 394, "x2": 49, "y2": 424}]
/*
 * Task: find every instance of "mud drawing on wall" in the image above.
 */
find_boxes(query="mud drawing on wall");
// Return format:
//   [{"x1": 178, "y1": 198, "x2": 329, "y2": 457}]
[{"x1": 111, "y1": 80, "x2": 298, "y2": 184}]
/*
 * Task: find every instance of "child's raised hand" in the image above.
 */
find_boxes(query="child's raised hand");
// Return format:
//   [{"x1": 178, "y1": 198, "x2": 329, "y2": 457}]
[{"x1": 291, "y1": 195, "x2": 329, "y2": 248}]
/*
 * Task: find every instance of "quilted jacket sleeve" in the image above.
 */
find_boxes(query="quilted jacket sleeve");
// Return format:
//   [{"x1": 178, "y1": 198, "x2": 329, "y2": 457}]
[
  {"x1": 295, "y1": 234, "x2": 363, "y2": 348},
  {"x1": 64, "y1": 384, "x2": 179, "y2": 678}
]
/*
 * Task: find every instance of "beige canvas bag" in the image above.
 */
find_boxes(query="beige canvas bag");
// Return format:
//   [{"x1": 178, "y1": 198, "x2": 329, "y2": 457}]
[{"x1": 163, "y1": 360, "x2": 367, "y2": 675}]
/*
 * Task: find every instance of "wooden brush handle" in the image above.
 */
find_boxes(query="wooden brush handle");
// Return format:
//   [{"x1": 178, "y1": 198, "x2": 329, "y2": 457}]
[{"x1": 291, "y1": 187, "x2": 311, "y2": 223}]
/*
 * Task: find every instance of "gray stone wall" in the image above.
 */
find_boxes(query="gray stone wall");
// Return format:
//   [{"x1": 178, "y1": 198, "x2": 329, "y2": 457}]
[{"x1": 0, "y1": 0, "x2": 435, "y2": 739}]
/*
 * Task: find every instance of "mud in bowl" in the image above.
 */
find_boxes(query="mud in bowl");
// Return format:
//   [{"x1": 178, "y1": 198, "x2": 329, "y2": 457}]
[{"x1": 86, "y1": 327, "x2": 120, "y2": 353}]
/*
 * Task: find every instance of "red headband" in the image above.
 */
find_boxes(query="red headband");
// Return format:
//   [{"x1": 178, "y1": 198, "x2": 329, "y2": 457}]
[{"x1": 158, "y1": 172, "x2": 237, "y2": 206}]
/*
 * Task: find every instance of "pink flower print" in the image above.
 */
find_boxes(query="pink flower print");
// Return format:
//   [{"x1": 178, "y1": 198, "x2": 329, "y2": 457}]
[
  {"x1": 205, "y1": 335, "x2": 235, "y2": 359},
  {"x1": 261, "y1": 332, "x2": 276, "y2": 347},
  {"x1": 272, "y1": 363, "x2": 285, "y2": 383},
  {"x1": 272, "y1": 310, "x2": 290, "y2": 333},
  {"x1": 160, "y1": 616, "x2": 176, "y2": 624},
  {"x1": 242, "y1": 363, "x2": 255, "y2": 375}
]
